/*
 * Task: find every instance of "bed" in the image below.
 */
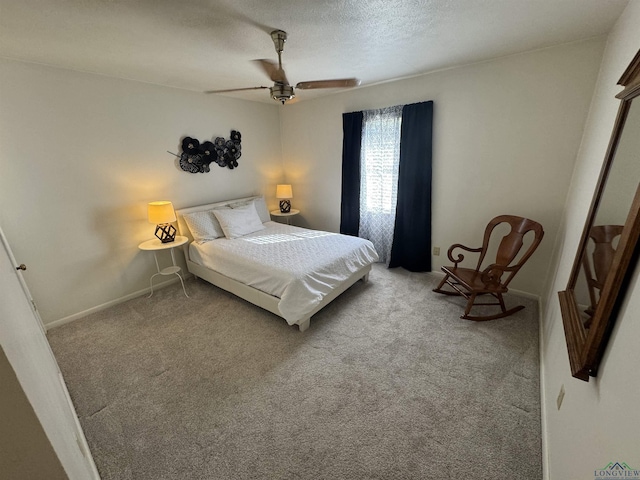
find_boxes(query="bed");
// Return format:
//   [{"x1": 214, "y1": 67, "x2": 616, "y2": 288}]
[{"x1": 175, "y1": 196, "x2": 379, "y2": 331}]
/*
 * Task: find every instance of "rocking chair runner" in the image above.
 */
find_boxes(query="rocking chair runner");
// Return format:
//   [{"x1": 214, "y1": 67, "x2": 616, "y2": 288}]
[{"x1": 433, "y1": 215, "x2": 544, "y2": 321}]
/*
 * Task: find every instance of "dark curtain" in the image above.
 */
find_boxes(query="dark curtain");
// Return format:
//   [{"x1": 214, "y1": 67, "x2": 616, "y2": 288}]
[
  {"x1": 389, "y1": 101, "x2": 433, "y2": 271},
  {"x1": 339, "y1": 111, "x2": 363, "y2": 236}
]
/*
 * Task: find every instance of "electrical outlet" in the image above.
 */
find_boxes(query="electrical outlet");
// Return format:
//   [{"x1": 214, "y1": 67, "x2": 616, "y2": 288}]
[
  {"x1": 433, "y1": 246, "x2": 440, "y2": 256},
  {"x1": 556, "y1": 384, "x2": 565, "y2": 410}
]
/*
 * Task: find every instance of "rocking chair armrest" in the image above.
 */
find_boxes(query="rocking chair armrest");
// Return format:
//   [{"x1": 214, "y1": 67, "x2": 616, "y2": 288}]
[
  {"x1": 447, "y1": 244, "x2": 483, "y2": 266},
  {"x1": 480, "y1": 263, "x2": 519, "y2": 287}
]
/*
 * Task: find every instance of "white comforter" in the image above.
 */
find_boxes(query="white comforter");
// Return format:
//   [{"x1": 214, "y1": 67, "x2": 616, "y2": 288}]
[{"x1": 189, "y1": 222, "x2": 379, "y2": 323}]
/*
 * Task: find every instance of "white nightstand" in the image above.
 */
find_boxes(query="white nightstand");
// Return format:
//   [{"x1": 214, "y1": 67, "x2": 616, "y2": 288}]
[
  {"x1": 138, "y1": 235, "x2": 189, "y2": 298},
  {"x1": 270, "y1": 209, "x2": 300, "y2": 225}
]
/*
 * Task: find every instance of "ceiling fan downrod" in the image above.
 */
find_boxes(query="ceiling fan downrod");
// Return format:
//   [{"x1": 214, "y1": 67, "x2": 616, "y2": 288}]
[
  {"x1": 269, "y1": 30, "x2": 294, "y2": 103},
  {"x1": 271, "y1": 29, "x2": 287, "y2": 71}
]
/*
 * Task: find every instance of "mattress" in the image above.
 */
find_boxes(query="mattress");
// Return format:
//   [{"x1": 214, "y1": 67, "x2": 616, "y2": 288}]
[{"x1": 189, "y1": 221, "x2": 379, "y2": 323}]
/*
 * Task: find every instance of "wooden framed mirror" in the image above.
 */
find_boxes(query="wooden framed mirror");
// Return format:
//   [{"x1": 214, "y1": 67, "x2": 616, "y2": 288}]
[{"x1": 559, "y1": 49, "x2": 640, "y2": 381}]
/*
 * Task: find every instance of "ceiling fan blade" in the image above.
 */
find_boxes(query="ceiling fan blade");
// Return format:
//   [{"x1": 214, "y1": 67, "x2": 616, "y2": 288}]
[
  {"x1": 254, "y1": 59, "x2": 289, "y2": 85},
  {"x1": 296, "y1": 78, "x2": 361, "y2": 90},
  {"x1": 204, "y1": 86, "x2": 269, "y2": 94}
]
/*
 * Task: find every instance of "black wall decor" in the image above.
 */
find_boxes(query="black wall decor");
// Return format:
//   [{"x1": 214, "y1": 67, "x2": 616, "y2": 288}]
[{"x1": 169, "y1": 130, "x2": 242, "y2": 173}]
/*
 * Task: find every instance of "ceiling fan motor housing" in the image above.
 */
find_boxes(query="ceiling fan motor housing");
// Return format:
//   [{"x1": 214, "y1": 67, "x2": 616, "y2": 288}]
[{"x1": 270, "y1": 84, "x2": 295, "y2": 104}]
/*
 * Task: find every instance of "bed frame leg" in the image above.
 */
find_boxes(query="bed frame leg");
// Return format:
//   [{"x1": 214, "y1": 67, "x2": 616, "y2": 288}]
[
  {"x1": 297, "y1": 318, "x2": 311, "y2": 332},
  {"x1": 362, "y1": 273, "x2": 369, "y2": 283}
]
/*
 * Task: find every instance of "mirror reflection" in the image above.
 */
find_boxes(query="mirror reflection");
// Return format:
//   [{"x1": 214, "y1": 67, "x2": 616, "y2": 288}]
[{"x1": 573, "y1": 100, "x2": 640, "y2": 328}]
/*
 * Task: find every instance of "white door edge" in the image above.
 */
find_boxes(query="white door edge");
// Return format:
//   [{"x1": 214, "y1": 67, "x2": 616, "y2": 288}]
[{"x1": 0, "y1": 225, "x2": 100, "y2": 479}]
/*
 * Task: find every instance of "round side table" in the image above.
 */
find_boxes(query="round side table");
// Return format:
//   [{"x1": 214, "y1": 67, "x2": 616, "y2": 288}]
[
  {"x1": 138, "y1": 235, "x2": 189, "y2": 298},
  {"x1": 270, "y1": 209, "x2": 300, "y2": 225}
]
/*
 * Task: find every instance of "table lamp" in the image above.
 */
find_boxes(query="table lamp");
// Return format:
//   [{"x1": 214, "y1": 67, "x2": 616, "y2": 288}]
[
  {"x1": 148, "y1": 201, "x2": 177, "y2": 243},
  {"x1": 276, "y1": 184, "x2": 293, "y2": 213}
]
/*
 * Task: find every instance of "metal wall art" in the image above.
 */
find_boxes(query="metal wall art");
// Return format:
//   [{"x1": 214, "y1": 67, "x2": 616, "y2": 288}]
[{"x1": 169, "y1": 130, "x2": 242, "y2": 173}]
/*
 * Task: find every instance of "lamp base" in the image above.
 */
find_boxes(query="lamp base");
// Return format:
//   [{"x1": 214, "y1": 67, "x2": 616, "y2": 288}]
[
  {"x1": 155, "y1": 223, "x2": 176, "y2": 243},
  {"x1": 279, "y1": 200, "x2": 291, "y2": 213}
]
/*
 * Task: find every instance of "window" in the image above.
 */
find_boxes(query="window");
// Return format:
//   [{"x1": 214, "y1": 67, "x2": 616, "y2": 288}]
[{"x1": 359, "y1": 105, "x2": 403, "y2": 264}]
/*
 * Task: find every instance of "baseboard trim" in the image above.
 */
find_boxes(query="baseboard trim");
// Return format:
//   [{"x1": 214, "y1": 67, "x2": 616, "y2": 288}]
[
  {"x1": 538, "y1": 295, "x2": 550, "y2": 480},
  {"x1": 508, "y1": 287, "x2": 540, "y2": 301},
  {"x1": 45, "y1": 276, "x2": 187, "y2": 331}
]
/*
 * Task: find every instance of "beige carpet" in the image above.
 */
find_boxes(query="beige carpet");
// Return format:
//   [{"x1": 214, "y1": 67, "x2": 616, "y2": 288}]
[{"x1": 48, "y1": 264, "x2": 541, "y2": 479}]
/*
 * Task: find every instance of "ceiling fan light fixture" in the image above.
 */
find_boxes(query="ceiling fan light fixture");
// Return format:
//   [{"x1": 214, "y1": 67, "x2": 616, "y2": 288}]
[{"x1": 270, "y1": 84, "x2": 295, "y2": 104}]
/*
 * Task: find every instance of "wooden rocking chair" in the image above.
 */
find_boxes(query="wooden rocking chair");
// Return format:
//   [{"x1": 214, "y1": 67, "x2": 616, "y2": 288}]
[
  {"x1": 433, "y1": 215, "x2": 544, "y2": 321},
  {"x1": 580, "y1": 224, "x2": 623, "y2": 325}
]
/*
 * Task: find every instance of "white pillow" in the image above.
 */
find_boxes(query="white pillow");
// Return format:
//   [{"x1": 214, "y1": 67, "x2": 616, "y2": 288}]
[
  {"x1": 252, "y1": 196, "x2": 271, "y2": 223},
  {"x1": 183, "y1": 208, "x2": 227, "y2": 242},
  {"x1": 230, "y1": 196, "x2": 270, "y2": 223},
  {"x1": 212, "y1": 202, "x2": 266, "y2": 239}
]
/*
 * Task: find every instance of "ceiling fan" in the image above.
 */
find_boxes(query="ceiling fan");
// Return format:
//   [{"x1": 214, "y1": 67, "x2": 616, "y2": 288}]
[{"x1": 205, "y1": 30, "x2": 360, "y2": 104}]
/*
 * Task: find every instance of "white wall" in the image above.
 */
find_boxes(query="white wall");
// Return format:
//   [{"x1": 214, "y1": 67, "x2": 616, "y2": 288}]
[
  {"x1": 279, "y1": 39, "x2": 605, "y2": 295},
  {"x1": 540, "y1": 2, "x2": 640, "y2": 478},
  {"x1": 0, "y1": 59, "x2": 283, "y2": 325}
]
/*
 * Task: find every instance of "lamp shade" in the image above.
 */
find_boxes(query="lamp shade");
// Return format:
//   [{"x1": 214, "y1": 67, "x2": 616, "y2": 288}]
[
  {"x1": 148, "y1": 201, "x2": 176, "y2": 224},
  {"x1": 276, "y1": 184, "x2": 293, "y2": 199}
]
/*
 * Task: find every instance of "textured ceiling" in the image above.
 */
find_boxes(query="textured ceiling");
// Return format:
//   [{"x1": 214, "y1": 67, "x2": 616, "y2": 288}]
[{"x1": 0, "y1": 0, "x2": 628, "y2": 104}]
